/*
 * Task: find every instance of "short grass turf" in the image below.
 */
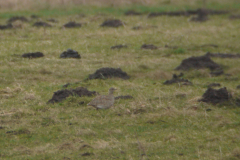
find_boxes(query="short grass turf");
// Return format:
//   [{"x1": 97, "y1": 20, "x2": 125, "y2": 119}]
[{"x1": 1, "y1": 4, "x2": 240, "y2": 160}]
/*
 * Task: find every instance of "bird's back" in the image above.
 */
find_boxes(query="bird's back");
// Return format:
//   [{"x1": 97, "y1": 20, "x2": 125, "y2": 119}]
[{"x1": 88, "y1": 94, "x2": 114, "y2": 109}]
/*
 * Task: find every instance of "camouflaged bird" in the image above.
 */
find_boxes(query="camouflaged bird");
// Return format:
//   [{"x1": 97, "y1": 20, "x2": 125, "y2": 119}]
[{"x1": 87, "y1": 88, "x2": 116, "y2": 109}]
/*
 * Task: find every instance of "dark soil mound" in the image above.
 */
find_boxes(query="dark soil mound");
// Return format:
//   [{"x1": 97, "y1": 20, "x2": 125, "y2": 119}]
[
  {"x1": 148, "y1": 8, "x2": 228, "y2": 18},
  {"x1": 63, "y1": 83, "x2": 71, "y2": 88},
  {"x1": 199, "y1": 87, "x2": 230, "y2": 104},
  {"x1": 47, "y1": 18, "x2": 58, "y2": 23},
  {"x1": 0, "y1": 24, "x2": 13, "y2": 30},
  {"x1": 60, "y1": 49, "x2": 81, "y2": 59},
  {"x1": 163, "y1": 73, "x2": 192, "y2": 85},
  {"x1": 115, "y1": 95, "x2": 133, "y2": 100},
  {"x1": 207, "y1": 83, "x2": 221, "y2": 88},
  {"x1": 63, "y1": 21, "x2": 82, "y2": 28},
  {"x1": 200, "y1": 44, "x2": 218, "y2": 48},
  {"x1": 237, "y1": 85, "x2": 240, "y2": 89},
  {"x1": 148, "y1": 11, "x2": 189, "y2": 18},
  {"x1": 207, "y1": 9, "x2": 228, "y2": 15},
  {"x1": 6, "y1": 129, "x2": 30, "y2": 135},
  {"x1": 22, "y1": 52, "x2": 44, "y2": 58},
  {"x1": 33, "y1": 21, "x2": 52, "y2": 27},
  {"x1": 235, "y1": 98, "x2": 240, "y2": 106},
  {"x1": 7, "y1": 16, "x2": 28, "y2": 23},
  {"x1": 141, "y1": 44, "x2": 158, "y2": 50},
  {"x1": 100, "y1": 19, "x2": 124, "y2": 27},
  {"x1": 81, "y1": 152, "x2": 94, "y2": 156},
  {"x1": 88, "y1": 67, "x2": 130, "y2": 80},
  {"x1": 47, "y1": 87, "x2": 97, "y2": 104},
  {"x1": 111, "y1": 44, "x2": 128, "y2": 49},
  {"x1": 48, "y1": 89, "x2": 72, "y2": 104},
  {"x1": 175, "y1": 55, "x2": 221, "y2": 71},
  {"x1": 190, "y1": 9, "x2": 208, "y2": 22},
  {"x1": 71, "y1": 87, "x2": 96, "y2": 97},
  {"x1": 31, "y1": 15, "x2": 39, "y2": 19},
  {"x1": 124, "y1": 10, "x2": 142, "y2": 16},
  {"x1": 206, "y1": 52, "x2": 240, "y2": 58},
  {"x1": 229, "y1": 15, "x2": 240, "y2": 20}
]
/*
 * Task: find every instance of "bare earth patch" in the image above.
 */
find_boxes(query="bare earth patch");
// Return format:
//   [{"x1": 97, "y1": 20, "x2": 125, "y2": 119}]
[
  {"x1": 87, "y1": 67, "x2": 130, "y2": 80},
  {"x1": 47, "y1": 87, "x2": 97, "y2": 104}
]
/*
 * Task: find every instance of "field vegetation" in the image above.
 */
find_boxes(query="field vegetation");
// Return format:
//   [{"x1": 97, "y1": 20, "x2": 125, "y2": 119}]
[{"x1": 0, "y1": 0, "x2": 240, "y2": 159}]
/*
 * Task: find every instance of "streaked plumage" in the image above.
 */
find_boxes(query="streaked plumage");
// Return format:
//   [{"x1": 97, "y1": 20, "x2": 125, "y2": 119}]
[{"x1": 87, "y1": 88, "x2": 116, "y2": 109}]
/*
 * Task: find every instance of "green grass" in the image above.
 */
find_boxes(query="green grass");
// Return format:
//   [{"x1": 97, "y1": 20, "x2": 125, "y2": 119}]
[
  {"x1": 0, "y1": 0, "x2": 240, "y2": 18},
  {"x1": 1, "y1": 2, "x2": 240, "y2": 160}
]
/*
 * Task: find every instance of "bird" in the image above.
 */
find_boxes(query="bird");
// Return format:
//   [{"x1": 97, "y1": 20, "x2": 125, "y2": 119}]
[{"x1": 87, "y1": 88, "x2": 116, "y2": 109}]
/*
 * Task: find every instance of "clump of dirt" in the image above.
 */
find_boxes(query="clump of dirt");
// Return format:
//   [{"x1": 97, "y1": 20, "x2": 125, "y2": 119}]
[
  {"x1": 148, "y1": 11, "x2": 189, "y2": 17},
  {"x1": 63, "y1": 21, "x2": 82, "y2": 28},
  {"x1": 175, "y1": 55, "x2": 221, "y2": 71},
  {"x1": 63, "y1": 83, "x2": 71, "y2": 88},
  {"x1": 124, "y1": 10, "x2": 143, "y2": 16},
  {"x1": 6, "y1": 128, "x2": 30, "y2": 135},
  {"x1": 236, "y1": 99, "x2": 240, "y2": 107},
  {"x1": 236, "y1": 85, "x2": 240, "y2": 89},
  {"x1": 31, "y1": 15, "x2": 39, "y2": 19},
  {"x1": 115, "y1": 95, "x2": 133, "y2": 100},
  {"x1": 7, "y1": 16, "x2": 29, "y2": 23},
  {"x1": 81, "y1": 152, "x2": 94, "y2": 156},
  {"x1": 190, "y1": 9, "x2": 208, "y2": 22},
  {"x1": 47, "y1": 18, "x2": 58, "y2": 23},
  {"x1": 22, "y1": 52, "x2": 44, "y2": 58},
  {"x1": 47, "y1": 87, "x2": 97, "y2": 104},
  {"x1": 33, "y1": 21, "x2": 52, "y2": 27},
  {"x1": 0, "y1": 23, "x2": 13, "y2": 30},
  {"x1": 79, "y1": 144, "x2": 92, "y2": 150},
  {"x1": 88, "y1": 67, "x2": 130, "y2": 80},
  {"x1": 141, "y1": 44, "x2": 158, "y2": 50},
  {"x1": 206, "y1": 52, "x2": 240, "y2": 58},
  {"x1": 163, "y1": 73, "x2": 192, "y2": 85},
  {"x1": 207, "y1": 9, "x2": 229, "y2": 15},
  {"x1": 229, "y1": 14, "x2": 240, "y2": 20},
  {"x1": 60, "y1": 49, "x2": 81, "y2": 59},
  {"x1": 208, "y1": 83, "x2": 221, "y2": 88},
  {"x1": 199, "y1": 87, "x2": 231, "y2": 104},
  {"x1": 111, "y1": 44, "x2": 128, "y2": 49},
  {"x1": 148, "y1": 8, "x2": 228, "y2": 18},
  {"x1": 100, "y1": 19, "x2": 124, "y2": 27},
  {"x1": 200, "y1": 44, "x2": 218, "y2": 48}
]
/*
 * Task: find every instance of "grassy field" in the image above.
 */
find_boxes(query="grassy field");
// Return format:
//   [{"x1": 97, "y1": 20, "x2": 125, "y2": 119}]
[{"x1": 1, "y1": 1, "x2": 240, "y2": 159}]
